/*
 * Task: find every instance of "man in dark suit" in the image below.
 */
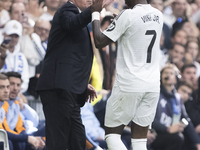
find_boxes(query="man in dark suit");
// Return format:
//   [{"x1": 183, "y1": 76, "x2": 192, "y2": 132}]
[{"x1": 36, "y1": 0, "x2": 102, "y2": 149}]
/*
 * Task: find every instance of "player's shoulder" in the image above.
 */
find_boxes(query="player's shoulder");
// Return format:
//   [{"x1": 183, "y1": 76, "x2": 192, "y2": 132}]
[{"x1": 114, "y1": 9, "x2": 131, "y2": 20}]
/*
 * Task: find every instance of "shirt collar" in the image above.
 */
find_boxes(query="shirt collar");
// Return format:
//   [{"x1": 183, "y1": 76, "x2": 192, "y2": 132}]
[{"x1": 69, "y1": 1, "x2": 82, "y2": 13}]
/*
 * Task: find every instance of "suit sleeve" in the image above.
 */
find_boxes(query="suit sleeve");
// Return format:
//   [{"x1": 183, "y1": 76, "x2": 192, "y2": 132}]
[{"x1": 59, "y1": 5, "x2": 92, "y2": 32}]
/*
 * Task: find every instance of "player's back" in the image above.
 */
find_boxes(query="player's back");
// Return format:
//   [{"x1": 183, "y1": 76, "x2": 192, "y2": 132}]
[{"x1": 114, "y1": 4, "x2": 163, "y2": 92}]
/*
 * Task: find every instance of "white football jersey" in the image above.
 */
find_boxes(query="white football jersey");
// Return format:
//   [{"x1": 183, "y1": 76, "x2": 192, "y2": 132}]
[{"x1": 103, "y1": 4, "x2": 163, "y2": 92}]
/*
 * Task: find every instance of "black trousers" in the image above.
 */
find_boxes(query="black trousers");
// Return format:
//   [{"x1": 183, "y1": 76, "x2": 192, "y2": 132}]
[{"x1": 39, "y1": 89, "x2": 86, "y2": 150}]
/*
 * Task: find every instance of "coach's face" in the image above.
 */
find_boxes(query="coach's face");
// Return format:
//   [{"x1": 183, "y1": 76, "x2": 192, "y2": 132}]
[{"x1": 74, "y1": 0, "x2": 92, "y2": 11}]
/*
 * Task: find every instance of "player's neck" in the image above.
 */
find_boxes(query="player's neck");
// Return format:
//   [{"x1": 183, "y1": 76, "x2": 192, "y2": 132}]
[{"x1": 129, "y1": 0, "x2": 148, "y2": 8}]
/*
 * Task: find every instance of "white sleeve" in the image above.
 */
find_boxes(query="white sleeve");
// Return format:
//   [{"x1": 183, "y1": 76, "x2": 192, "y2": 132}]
[
  {"x1": 103, "y1": 10, "x2": 132, "y2": 42},
  {"x1": 20, "y1": 53, "x2": 30, "y2": 93}
]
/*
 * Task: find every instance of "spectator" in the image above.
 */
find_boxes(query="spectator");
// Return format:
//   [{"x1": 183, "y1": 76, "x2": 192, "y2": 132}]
[
  {"x1": 179, "y1": 80, "x2": 200, "y2": 135},
  {"x1": 181, "y1": 64, "x2": 198, "y2": 91},
  {"x1": 10, "y1": 2, "x2": 26, "y2": 23},
  {"x1": 0, "y1": 74, "x2": 44, "y2": 150},
  {"x1": 172, "y1": 19, "x2": 199, "y2": 42},
  {"x1": 0, "y1": 20, "x2": 29, "y2": 93},
  {"x1": 171, "y1": 29, "x2": 188, "y2": 49},
  {"x1": 151, "y1": 64, "x2": 200, "y2": 150},
  {"x1": 5, "y1": 72, "x2": 41, "y2": 134},
  {"x1": 169, "y1": 43, "x2": 186, "y2": 71},
  {"x1": 147, "y1": 0, "x2": 172, "y2": 51},
  {"x1": 1, "y1": 0, "x2": 12, "y2": 12},
  {"x1": 40, "y1": 0, "x2": 60, "y2": 21},
  {"x1": 186, "y1": 41, "x2": 200, "y2": 77},
  {"x1": 34, "y1": 19, "x2": 51, "y2": 48},
  {"x1": 24, "y1": 19, "x2": 51, "y2": 98},
  {"x1": 4, "y1": 71, "x2": 45, "y2": 150},
  {"x1": 20, "y1": 19, "x2": 46, "y2": 79},
  {"x1": 27, "y1": 0, "x2": 44, "y2": 22},
  {"x1": 177, "y1": 80, "x2": 200, "y2": 150},
  {"x1": 10, "y1": 2, "x2": 34, "y2": 35},
  {"x1": 177, "y1": 80, "x2": 193, "y2": 103},
  {"x1": 0, "y1": 0, "x2": 10, "y2": 28},
  {"x1": 163, "y1": 0, "x2": 188, "y2": 29}
]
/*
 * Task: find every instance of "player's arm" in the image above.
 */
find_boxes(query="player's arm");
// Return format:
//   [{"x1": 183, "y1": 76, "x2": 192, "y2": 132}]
[
  {"x1": 91, "y1": 0, "x2": 113, "y2": 49},
  {"x1": 92, "y1": 20, "x2": 113, "y2": 49}
]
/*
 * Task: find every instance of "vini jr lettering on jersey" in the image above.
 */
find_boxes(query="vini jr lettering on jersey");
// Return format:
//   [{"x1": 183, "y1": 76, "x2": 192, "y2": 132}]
[{"x1": 141, "y1": 14, "x2": 160, "y2": 24}]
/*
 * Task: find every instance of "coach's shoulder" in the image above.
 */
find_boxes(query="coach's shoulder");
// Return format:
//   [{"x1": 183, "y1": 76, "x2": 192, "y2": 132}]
[{"x1": 60, "y1": 1, "x2": 77, "y2": 12}]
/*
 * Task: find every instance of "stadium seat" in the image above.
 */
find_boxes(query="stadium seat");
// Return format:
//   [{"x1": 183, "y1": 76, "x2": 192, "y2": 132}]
[{"x1": 0, "y1": 129, "x2": 9, "y2": 150}]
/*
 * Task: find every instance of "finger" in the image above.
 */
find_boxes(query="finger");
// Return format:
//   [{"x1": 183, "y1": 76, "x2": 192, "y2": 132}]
[
  {"x1": 113, "y1": 13, "x2": 118, "y2": 18},
  {"x1": 1, "y1": 43, "x2": 8, "y2": 48},
  {"x1": 93, "y1": 90, "x2": 97, "y2": 98},
  {"x1": 86, "y1": 96, "x2": 89, "y2": 102}
]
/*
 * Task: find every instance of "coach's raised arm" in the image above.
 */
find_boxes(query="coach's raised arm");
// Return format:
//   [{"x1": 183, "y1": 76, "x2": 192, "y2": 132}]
[{"x1": 92, "y1": 0, "x2": 114, "y2": 48}]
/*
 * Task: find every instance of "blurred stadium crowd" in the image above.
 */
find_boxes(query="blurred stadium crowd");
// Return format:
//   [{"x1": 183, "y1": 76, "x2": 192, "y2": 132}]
[{"x1": 0, "y1": 0, "x2": 200, "y2": 149}]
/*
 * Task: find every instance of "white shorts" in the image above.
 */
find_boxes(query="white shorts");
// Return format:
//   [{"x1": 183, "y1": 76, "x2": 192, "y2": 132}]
[{"x1": 105, "y1": 85, "x2": 159, "y2": 127}]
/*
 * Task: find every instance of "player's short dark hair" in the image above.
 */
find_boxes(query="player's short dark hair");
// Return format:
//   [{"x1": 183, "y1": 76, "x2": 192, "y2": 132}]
[
  {"x1": 101, "y1": 16, "x2": 114, "y2": 27},
  {"x1": 0, "y1": 74, "x2": 8, "y2": 80},
  {"x1": 181, "y1": 64, "x2": 196, "y2": 73},
  {"x1": 5, "y1": 72, "x2": 22, "y2": 82},
  {"x1": 177, "y1": 80, "x2": 193, "y2": 90}
]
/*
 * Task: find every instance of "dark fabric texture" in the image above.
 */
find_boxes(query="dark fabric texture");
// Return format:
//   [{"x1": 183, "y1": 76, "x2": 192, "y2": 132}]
[
  {"x1": 36, "y1": 1, "x2": 93, "y2": 107},
  {"x1": 39, "y1": 89, "x2": 86, "y2": 150}
]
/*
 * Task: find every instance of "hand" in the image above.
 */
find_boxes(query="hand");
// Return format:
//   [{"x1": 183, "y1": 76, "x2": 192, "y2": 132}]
[
  {"x1": 195, "y1": 125, "x2": 200, "y2": 133},
  {"x1": 168, "y1": 123, "x2": 185, "y2": 133},
  {"x1": 91, "y1": 0, "x2": 104, "y2": 13},
  {"x1": 28, "y1": 136, "x2": 39, "y2": 149},
  {"x1": 28, "y1": 136, "x2": 45, "y2": 150},
  {"x1": 0, "y1": 43, "x2": 8, "y2": 60},
  {"x1": 86, "y1": 84, "x2": 97, "y2": 103},
  {"x1": 196, "y1": 144, "x2": 200, "y2": 150},
  {"x1": 18, "y1": 97, "x2": 25, "y2": 111},
  {"x1": 99, "y1": 89, "x2": 110, "y2": 96},
  {"x1": 147, "y1": 130, "x2": 156, "y2": 145},
  {"x1": 35, "y1": 137, "x2": 45, "y2": 150},
  {"x1": 22, "y1": 24, "x2": 34, "y2": 35}
]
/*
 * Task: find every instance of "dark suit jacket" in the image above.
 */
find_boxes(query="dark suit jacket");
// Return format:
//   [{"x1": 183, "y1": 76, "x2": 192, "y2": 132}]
[{"x1": 36, "y1": 1, "x2": 93, "y2": 105}]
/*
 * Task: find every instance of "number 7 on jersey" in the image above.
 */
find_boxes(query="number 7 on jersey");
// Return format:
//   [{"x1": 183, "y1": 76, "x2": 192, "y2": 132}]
[{"x1": 145, "y1": 30, "x2": 157, "y2": 63}]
